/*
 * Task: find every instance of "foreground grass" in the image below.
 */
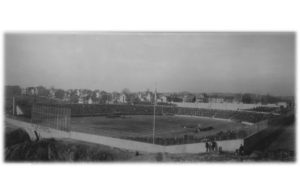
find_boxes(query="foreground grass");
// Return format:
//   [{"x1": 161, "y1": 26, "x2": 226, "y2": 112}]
[{"x1": 5, "y1": 127, "x2": 295, "y2": 162}]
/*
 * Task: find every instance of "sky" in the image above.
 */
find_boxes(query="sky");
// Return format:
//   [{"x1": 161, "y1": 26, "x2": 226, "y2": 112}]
[{"x1": 5, "y1": 32, "x2": 295, "y2": 96}]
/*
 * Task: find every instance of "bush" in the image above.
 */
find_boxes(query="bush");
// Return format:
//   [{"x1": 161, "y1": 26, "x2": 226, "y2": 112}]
[{"x1": 5, "y1": 128, "x2": 31, "y2": 148}]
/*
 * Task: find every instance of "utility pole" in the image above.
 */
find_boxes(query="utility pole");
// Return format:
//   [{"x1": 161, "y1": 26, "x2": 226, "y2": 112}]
[
  {"x1": 152, "y1": 84, "x2": 157, "y2": 144},
  {"x1": 12, "y1": 96, "x2": 15, "y2": 116}
]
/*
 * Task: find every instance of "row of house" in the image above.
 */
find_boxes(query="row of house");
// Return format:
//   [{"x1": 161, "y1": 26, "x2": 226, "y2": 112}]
[
  {"x1": 18, "y1": 86, "x2": 289, "y2": 107},
  {"x1": 180, "y1": 94, "x2": 245, "y2": 104},
  {"x1": 19, "y1": 87, "x2": 240, "y2": 105},
  {"x1": 20, "y1": 87, "x2": 169, "y2": 104}
]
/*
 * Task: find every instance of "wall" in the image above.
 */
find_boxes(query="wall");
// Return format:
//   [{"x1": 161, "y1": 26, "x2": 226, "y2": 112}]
[
  {"x1": 70, "y1": 131, "x2": 165, "y2": 153},
  {"x1": 164, "y1": 139, "x2": 243, "y2": 154},
  {"x1": 243, "y1": 115, "x2": 294, "y2": 153},
  {"x1": 174, "y1": 102, "x2": 280, "y2": 111},
  {"x1": 6, "y1": 118, "x2": 70, "y2": 141},
  {"x1": 6, "y1": 118, "x2": 243, "y2": 154}
]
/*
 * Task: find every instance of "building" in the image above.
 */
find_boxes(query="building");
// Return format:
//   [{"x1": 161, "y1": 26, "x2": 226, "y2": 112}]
[
  {"x1": 183, "y1": 94, "x2": 195, "y2": 103},
  {"x1": 145, "y1": 92, "x2": 153, "y2": 102},
  {"x1": 195, "y1": 94, "x2": 207, "y2": 103},
  {"x1": 21, "y1": 88, "x2": 26, "y2": 95},
  {"x1": 78, "y1": 96, "x2": 84, "y2": 104},
  {"x1": 26, "y1": 87, "x2": 37, "y2": 96},
  {"x1": 118, "y1": 93, "x2": 127, "y2": 103},
  {"x1": 63, "y1": 92, "x2": 71, "y2": 102},
  {"x1": 160, "y1": 95, "x2": 168, "y2": 103},
  {"x1": 88, "y1": 97, "x2": 93, "y2": 104},
  {"x1": 138, "y1": 92, "x2": 145, "y2": 102},
  {"x1": 49, "y1": 88, "x2": 56, "y2": 98},
  {"x1": 208, "y1": 97, "x2": 224, "y2": 103},
  {"x1": 277, "y1": 102, "x2": 288, "y2": 108}
]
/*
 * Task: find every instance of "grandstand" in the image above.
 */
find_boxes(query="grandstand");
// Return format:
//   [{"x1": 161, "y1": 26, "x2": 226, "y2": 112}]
[
  {"x1": 7, "y1": 96, "x2": 280, "y2": 146},
  {"x1": 7, "y1": 95, "x2": 279, "y2": 123},
  {"x1": 31, "y1": 104, "x2": 71, "y2": 131}
]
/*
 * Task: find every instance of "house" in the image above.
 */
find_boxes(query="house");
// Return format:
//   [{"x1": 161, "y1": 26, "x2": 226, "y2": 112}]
[
  {"x1": 21, "y1": 88, "x2": 26, "y2": 95},
  {"x1": 156, "y1": 95, "x2": 167, "y2": 103},
  {"x1": 223, "y1": 96, "x2": 234, "y2": 103},
  {"x1": 160, "y1": 95, "x2": 168, "y2": 103},
  {"x1": 138, "y1": 92, "x2": 145, "y2": 102},
  {"x1": 195, "y1": 94, "x2": 209, "y2": 103},
  {"x1": 95, "y1": 90, "x2": 101, "y2": 98},
  {"x1": 169, "y1": 95, "x2": 183, "y2": 102},
  {"x1": 146, "y1": 92, "x2": 152, "y2": 102},
  {"x1": 78, "y1": 96, "x2": 84, "y2": 104},
  {"x1": 49, "y1": 88, "x2": 56, "y2": 98},
  {"x1": 277, "y1": 102, "x2": 288, "y2": 108},
  {"x1": 76, "y1": 89, "x2": 81, "y2": 96},
  {"x1": 63, "y1": 91, "x2": 71, "y2": 102},
  {"x1": 108, "y1": 92, "x2": 120, "y2": 104},
  {"x1": 208, "y1": 97, "x2": 224, "y2": 103},
  {"x1": 118, "y1": 93, "x2": 127, "y2": 103},
  {"x1": 88, "y1": 97, "x2": 93, "y2": 104},
  {"x1": 183, "y1": 94, "x2": 195, "y2": 103},
  {"x1": 26, "y1": 87, "x2": 37, "y2": 95}
]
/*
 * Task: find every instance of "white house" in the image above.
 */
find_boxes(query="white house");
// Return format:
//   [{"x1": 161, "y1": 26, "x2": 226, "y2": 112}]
[
  {"x1": 138, "y1": 93, "x2": 144, "y2": 102},
  {"x1": 88, "y1": 97, "x2": 93, "y2": 104},
  {"x1": 49, "y1": 89, "x2": 56, "y2": 98},
  {"x1": 157, "y1": 95, "x2": 167, "y2": 103},
  {"x1": 95, "y1": 91, "x2": 100, "y2": 98},
  {"x1": 78, "y1": 96, "x2": 84, "y2": 104},
  {"x1": 63, "y1": 92, "x2": 70, "y2": 102},
  {"x1": 277, "y1": 102, "x2": 288, "y2": 108},
  {"x1": 146, "y1": 92, "x2": 152, "y2": 102},
  {"x1": 161, "y1": 96, "x2": 168, "y2": 103},
  {"x1": 118, "y1": 94, "x2": 127, "y2": 103},
  {"x1": 208, "y1": 97, "x2": 224, "y2": 103},
  {"x1": 26, "y1": 87, "x2": 37, "y2": 95}
]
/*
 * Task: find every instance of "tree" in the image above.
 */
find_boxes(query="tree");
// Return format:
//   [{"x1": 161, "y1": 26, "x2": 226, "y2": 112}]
[
  {"x1": 55, "y1": 89, "x2": 65, "y2": 99},
  {"x1": 122, "y1": 88, "x2": 131, "y2": 95},
  {"x1": 91, "y1": 91, "x2": 99, "y2": 103},
  {"x1": 242, "y1": 93, "x2": 252, "y2": 104},
  {"x1": 5, "y1": 85, "x2": 21, "y2": 98},
  {"x1": 127, "y1": 93, "x2": 140, "y2": 104},
  {"x1": 99, "y1": 91, "x2": 111, "y2": 104},
  {"x1": 69, "y1": 90, "x2": 79, "y2": 103},
  {"x1": 261, "y1": 94, "x2": 280, "y2": 104},
  {"x1": 36, "y1": 86, "x2": 49, "y2": 97}
]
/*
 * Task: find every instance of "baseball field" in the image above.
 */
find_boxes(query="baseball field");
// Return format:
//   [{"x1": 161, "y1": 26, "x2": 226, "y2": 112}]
[{"x1": 70, "y1": 115, "x2": 247, "y2": 139}]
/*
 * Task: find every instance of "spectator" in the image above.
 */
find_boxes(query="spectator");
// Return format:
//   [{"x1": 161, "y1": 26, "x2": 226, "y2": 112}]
[
  {"x1": 239, "y1": 144, "x2": 244, "y2": 155},
  {"x1": 212, "y1": 140, "x2": 217, "y2": 152},
  {"x1": 205, "y1": 142, "x2": 209, "y2": 152}
]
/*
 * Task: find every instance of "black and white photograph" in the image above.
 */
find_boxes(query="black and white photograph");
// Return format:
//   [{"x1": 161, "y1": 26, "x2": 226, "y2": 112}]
[
  {"x1": 4, "y1": 32, "x2": 295, "y2": 162},
  {"x1": 1, "y1": 1, "x2": 300, "y2": 195}
]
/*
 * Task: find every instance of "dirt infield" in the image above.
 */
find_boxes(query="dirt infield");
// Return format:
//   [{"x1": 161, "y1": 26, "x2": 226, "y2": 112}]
[{"x1": 70, "y1": 115, "x2": 246, "y2": 139}]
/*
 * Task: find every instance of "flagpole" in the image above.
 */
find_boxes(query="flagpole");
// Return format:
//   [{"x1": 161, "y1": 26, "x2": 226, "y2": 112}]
[{"x1": 153, "y1": 84, "x2": 157, "y2": 144}]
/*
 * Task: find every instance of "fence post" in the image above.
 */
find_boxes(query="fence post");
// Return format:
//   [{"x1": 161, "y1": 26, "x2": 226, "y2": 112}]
[{"x1": 12, "y1": 96, "x2": 15, "y2": 116}]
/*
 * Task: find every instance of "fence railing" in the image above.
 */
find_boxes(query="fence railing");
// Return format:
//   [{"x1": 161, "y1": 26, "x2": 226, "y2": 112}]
[{"x1": 31, "y1": 104, "x2": 71, "y2": 131}]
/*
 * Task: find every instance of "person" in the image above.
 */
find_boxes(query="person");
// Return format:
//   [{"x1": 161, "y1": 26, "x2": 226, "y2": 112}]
[
  {"x1": 239, "y1": 144, "x2": 244, "y2": 155},
  {"x1": 212, "y1": 140, "x2": 218, "y2": 152},
  {"x1": 205, "y1": 141, "x2": 209, "y2": 152},
  {"x1": 208, "y1": 141, "x2": 212, "y2": 152},
  {"x1": 211, "y1": 141, "x2": 215, "y2": 151}
]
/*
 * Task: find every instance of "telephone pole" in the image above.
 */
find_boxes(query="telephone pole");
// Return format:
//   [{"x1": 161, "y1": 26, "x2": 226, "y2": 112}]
[{"x1": 152, "y1": 84, "x2": 157, "y2": 144}]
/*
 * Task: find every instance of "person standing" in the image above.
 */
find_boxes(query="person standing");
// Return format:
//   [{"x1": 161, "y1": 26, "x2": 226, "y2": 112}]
[{"x1": 205, "y1": 141, "x2": 209, "y2": 152}]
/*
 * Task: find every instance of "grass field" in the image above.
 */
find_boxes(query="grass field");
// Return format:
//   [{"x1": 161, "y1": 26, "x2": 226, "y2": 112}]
[{"x1": 70, "y1": 115, "x2": 246, "y2": 139}]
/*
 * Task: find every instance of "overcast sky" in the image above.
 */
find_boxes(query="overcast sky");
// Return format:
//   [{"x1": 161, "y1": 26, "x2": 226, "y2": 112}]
[{"x1": 5, "y1": 32, "x2": 295, "y2": 96}]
